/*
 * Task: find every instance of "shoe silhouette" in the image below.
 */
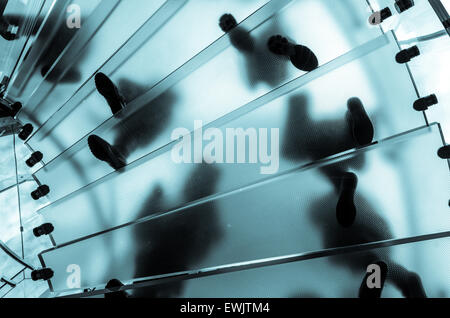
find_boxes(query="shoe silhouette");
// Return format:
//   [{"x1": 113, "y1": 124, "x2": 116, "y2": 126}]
[
  {"x1": 88, "y1": 135, "x2": 126, "y2": 170},
  {"x1": 358, "y1": 261, "x2": 388, "y2": 298},
  {"x1": 346, "y1": 97, "x2": 374, "y2": 146},
  {"x1": 267, "y1": 35, "x2": 318, "y2": 72},
  {"x1": 219, "y1": 13, "x2": 237, "y2": 32},
  {"x1": 336, "y1": 172, "x2": 358, "y2": 228},
  {"x1": 95, "y1": 72, "x2": 126, "y2": 115}
]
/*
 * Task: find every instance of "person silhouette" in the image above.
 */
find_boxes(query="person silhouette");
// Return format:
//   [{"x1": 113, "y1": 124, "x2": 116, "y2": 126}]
[
  {"x1": 282, "y1": 93, "x2": 373, "y2": 189},
  {"x1": 308, "y1": 174, "x2": 427, "y2": 298},
  {"x1": 131, "y1": 164, "x2": 223, "y2": 297},
  {"x1": 219, "y1": 13, "x2": 291, "y2": 89},
  {"x1": 88, "y1": 73, "x2": 176, "y2": 170}
]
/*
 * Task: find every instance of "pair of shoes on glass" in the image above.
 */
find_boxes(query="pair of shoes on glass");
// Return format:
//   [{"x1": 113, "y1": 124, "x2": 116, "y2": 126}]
[
  {"x1": 88, "y1": 73, "x2": 126, "y2": 170},
  {"x1": 219, "y1": 13, "x2": 318, "y2": 72}
]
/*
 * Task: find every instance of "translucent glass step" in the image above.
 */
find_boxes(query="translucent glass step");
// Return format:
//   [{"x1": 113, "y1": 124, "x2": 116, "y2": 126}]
[
  {"x1": 37, "y1": 123, "x2": 450, "y2": 292},
  {"x1": 14, "y1": 0, "x2": 121, "y2": 112},
  {"x1": 134, "y1": 235, "x2": 449, "y2": 298},
  {"x1": 34, "y1": 30, "x2": 425, "y2": 207},
  {"x1": 22, "y1": 0, "x2": 270, "y2": 141},
  {"x1": 26, "y1": 0, "x2": 382, "y2": 170}
]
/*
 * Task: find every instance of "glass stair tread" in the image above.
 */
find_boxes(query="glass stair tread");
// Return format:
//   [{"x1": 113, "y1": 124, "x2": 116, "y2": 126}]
[
  {"x1": 21, "y1": 0, "x2": 272, "y2": 143},
  {"x1": 26, "y1": 0, "x2": 381, "y2": 172},
  {"x1": 37, "y1": 123, "x2": 450, "y2": 292},
  {"x1": 133, "y1": 235, "x2": 450, "y2": 298},
  {"x1": 33, "y1": 31, "x2": 425, "y2": 208}
]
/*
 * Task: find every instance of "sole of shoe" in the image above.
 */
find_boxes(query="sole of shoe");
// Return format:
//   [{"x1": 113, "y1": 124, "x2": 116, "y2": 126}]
[
  {"x1": 95, "y1": 72, "x2": 126, "y2": 115},
  {"x1": 347, "y1": 97, "x2": 374, "y2": 146},
  {"x1": 88, "y1": 135, "x2": 126, "y2": 170}
]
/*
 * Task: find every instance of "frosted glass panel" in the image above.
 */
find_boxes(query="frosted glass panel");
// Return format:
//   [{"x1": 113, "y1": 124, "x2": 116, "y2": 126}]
[
  {"x1": 24, "y1": 0, "x2": 271, "y2": 150},
  {"x1": 38, "y1": 124, "x2": 449, "y2": 292},
  {"x1": 172, "y1": 237, "x2": 450, "y2": 298},
  {"x1": 33, "y1": 31, "x2": 425, "y2": 207},
  {"x1": 27, "y1": 0, "x2": 382, "y2": 174}
]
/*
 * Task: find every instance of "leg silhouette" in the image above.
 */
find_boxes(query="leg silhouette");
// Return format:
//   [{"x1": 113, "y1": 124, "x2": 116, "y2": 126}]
[
  {"x1": 132, "y1": 165, "x2": 223, "y2": 297},
  {"x1": 219, "y1": 13, "x2": 289, "y2": 88}
]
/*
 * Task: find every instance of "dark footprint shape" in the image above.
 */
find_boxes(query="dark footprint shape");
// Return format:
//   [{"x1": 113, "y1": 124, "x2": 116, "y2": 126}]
[
  {"x1": 347, "y1": 97, "x2": 374, "y2": 146},
  {"x1": 88, "y1": 135, "x2": 126, "y2": 170},
  {"x1": 267, "y1": 34, "x2": 318, "y2": 72},
  {"x1": 336, "y1": 172, "x2": 358, "y2": 228},
  {"x1": 219, "y1": 13, "x2": 237, "y2": 32},
  {"x1": 359, "y1": 261, "x2": 388, "y2": 298},
  {"x1": 219, "y1": 13, "x2": 254, "y2": 53},
  {"x1": 95, "y1": 72, "x2": 126, "y2": 115}
]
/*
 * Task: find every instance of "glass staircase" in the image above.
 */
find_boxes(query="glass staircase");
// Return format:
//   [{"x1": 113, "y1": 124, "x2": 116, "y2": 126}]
[{"x1": 0, "y1": 0, "x2": 449, "y2": 298}]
